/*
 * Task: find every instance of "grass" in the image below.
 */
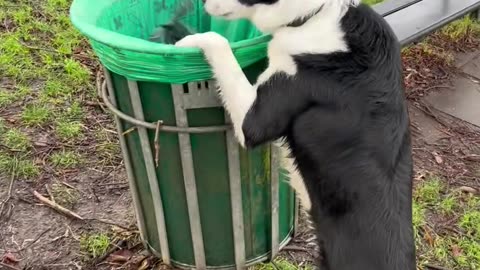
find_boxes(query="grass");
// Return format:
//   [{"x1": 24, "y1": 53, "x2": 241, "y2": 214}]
[
  {"x1": 2, "y1": 129, "x2": 31, "y2": 152},
  {"x1": 22, "y1": 104, "x2": 51, "y2": 126},
  {"x1": 414, "y1": 175, "x2": 480, "y2": 269},
  {"x1": 50, "y1": 150, "x2": 82, "y2": 168},
  {"x1": 0, "y1": 153, "x2": 40, "y2": 178},
  {"x1": 80, "y1": 233, "x2": 111, "y2": 258},
  {"x1": 56, "y1": 120, "x2": 83, "y2": 140}
]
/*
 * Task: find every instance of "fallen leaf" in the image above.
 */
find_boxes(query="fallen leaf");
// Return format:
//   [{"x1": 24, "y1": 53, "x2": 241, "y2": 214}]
[
  {"x1": 432, "y1": 152, "x2": 443, "y2": 164},
  {"x1": 138, "y1": 258, "x2": 151, "y2": 270},
  {"x1": 2, "y1": 252, "x2": 20, "y2": 264},
  {"x1": 107, "y1": 249, "x2": 134, "y2": 263}
]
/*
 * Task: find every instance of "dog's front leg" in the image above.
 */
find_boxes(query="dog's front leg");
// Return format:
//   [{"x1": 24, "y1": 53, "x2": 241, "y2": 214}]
[{"x1": 176, "y1": 32, "x2": 256, "y2": 147}]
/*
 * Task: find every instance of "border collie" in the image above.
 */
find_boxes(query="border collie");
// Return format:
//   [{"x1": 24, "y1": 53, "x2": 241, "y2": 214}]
[{"x1": 176, "y1": 0, "x2": 415, "y2": 269}]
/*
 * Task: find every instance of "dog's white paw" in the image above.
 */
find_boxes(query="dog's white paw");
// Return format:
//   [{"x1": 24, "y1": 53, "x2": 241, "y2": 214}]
[{"x1": 175, "y1": 32, "x2": 229, "y2": 52}]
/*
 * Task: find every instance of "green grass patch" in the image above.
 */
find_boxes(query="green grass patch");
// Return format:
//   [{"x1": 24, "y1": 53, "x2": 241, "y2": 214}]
[
  {"x1": 56, "y1": 120, "x2": 83, "y2": 140},
  {"x1": 0, "y1": 86, "x2": 31, "y2": 108},
  {"x1": 63, "y1": 58, "x2": 90, "y2": 84},
  {"x1": 415, "y1": 176, "x2": 444, "y2": 205},
  {"x1": 0, "y1": 153, "x2": 40, "y2": 178},
  {"x1": 80, "y1": 233, "x2": 111, "y2": 258},
  {"x1": 51, "y1": 150, "x2": 82, "y2": 168},
  {"x1": 2, "y1": 129, "x2": 31, "y2": 152},
  {"x1": 438, "y1": 193, "x2": 459, "y2": 216},
  {"x1": 459, "y1": 211, "x2": 480, "y2": 236},
  {"x1": 22, "y1": 104, "x2": 51, "y2": 126}
]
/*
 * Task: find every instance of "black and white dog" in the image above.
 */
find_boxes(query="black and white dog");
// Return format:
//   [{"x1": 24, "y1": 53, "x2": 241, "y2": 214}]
[{"x1": 176, "y1": 0, "x2": 415, "y2": 269}]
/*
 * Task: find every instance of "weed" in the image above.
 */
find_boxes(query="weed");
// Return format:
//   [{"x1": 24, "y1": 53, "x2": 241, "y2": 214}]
[
  {"x1": 22, "y1": 104, "x2": 51, "y2": 126},
  {"x1": 80, "y1": 233, "x2": 110, "y2": 258},
  {"x1": 51, "y1": 183, "x2": 78, "y2": 209},
  {"x1": 2, "y1": 129, "x2": 31, "y2": 152},
  {"x1": 56, "y1": 121, "x2": 83, "y2": 140},
  {"x1": 415, "y1": 177, "x2": 444, "y2": 205},
  {"x1": 51, "y1": 150, "x2": 82, "y2": 168}
]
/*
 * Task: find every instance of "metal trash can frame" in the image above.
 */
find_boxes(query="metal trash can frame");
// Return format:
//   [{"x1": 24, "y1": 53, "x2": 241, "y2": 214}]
[{"x1": 101, "y1": 62, "x2": 299, "y2": 270}]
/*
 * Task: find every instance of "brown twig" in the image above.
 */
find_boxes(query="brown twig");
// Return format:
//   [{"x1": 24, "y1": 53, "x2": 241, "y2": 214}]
[
  {"x1": 32, "y1": 190, "x2": 84, "y2": 220},
  {"x1": 45, "y1": 184, "x2": 55, "y2": 203},
  {"x1": 424, "y1": 264, "x2": 450, "y2": 270},
  {"x1": 0, "y1": 170, "x2": 16, "y2": 217}
]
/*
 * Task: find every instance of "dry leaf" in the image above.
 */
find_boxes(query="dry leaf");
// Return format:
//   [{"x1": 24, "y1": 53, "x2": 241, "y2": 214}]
[
  {"x1": 432, "y1": 152, "x2": 443, "y2": 164},
  {"x1": 107, "y1": 249, "x2": 134, "y2": 263},
  {"x1": 138, "y1": 258, "x2": 151, "y2": 270},
  {"x1": 2, "y1": 252, "x2": 20, "y2": 264}
]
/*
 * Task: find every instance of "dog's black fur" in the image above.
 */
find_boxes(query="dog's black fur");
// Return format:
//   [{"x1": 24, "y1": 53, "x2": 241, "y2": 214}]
[{"x1": 242, "y1": 4, "x2": 415, "y2": 270}]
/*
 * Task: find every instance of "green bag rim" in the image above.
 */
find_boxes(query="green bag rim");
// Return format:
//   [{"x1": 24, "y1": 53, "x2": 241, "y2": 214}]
[{"x1": 69, "y1": 0, "x2": 271, "y2": 55}]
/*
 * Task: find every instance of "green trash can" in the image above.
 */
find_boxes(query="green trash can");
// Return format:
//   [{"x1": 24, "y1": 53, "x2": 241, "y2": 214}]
[{"x1": 70, "y1": 0, "x2": 299, "y2": 269}]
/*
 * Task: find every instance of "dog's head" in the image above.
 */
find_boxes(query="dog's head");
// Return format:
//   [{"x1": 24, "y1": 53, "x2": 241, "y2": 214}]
[{"x1": 202, "y1": 0, "x2": 360, "y2": 32}]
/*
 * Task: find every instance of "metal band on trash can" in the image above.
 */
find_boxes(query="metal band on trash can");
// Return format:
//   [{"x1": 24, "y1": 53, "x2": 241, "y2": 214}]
[
  {"x1": 171, "y1": 84, "x2": 207, "y2": 270},
  {"x1": 225, "y1": 114, "x2": 246, "y2": 270},
  {"x1": 103, "y1": 68, "x2": 148, "y2": 249},
  {"x1": 127, "y1": 80, "x2": 171, "y2": 264}
]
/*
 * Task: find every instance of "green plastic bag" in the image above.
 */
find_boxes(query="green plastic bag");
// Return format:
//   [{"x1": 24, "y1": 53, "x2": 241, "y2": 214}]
[{"x1": 69, "y1": 0, "x2": 270, "y2": 84}]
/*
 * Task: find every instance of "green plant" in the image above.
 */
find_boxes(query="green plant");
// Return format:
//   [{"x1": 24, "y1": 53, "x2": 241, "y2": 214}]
[
  {"x1": 459, "y1": 211, "x2": 480, "y2": 236},
  {"x1": 80, "y1": 233, "x2": 110, "y2": 258}
]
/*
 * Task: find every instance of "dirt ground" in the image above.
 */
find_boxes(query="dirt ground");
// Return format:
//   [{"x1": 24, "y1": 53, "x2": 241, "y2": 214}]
[{"x1": 0, "y1": 1, "x2": 479, "y2": 270}]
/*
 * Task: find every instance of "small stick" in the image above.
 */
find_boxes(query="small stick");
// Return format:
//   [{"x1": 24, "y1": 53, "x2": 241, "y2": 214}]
[
  {"x1": 424, "y1": 264, "x2": 450, "y2": 270},
  {"x1": 32, "y1": 190, "x2": 84, "y2": 220},
  {"x1": 45, "y1": 184, "x2": 55, "y2": 203},
  {"x1": 0, "y1": 170, "x2": 16, "y2": 217}
]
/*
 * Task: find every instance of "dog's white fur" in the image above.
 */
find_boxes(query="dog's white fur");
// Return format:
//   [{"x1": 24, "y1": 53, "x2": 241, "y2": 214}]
[{"x1": 176, "y1": 0, "x2": 360, "y2": 210}]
